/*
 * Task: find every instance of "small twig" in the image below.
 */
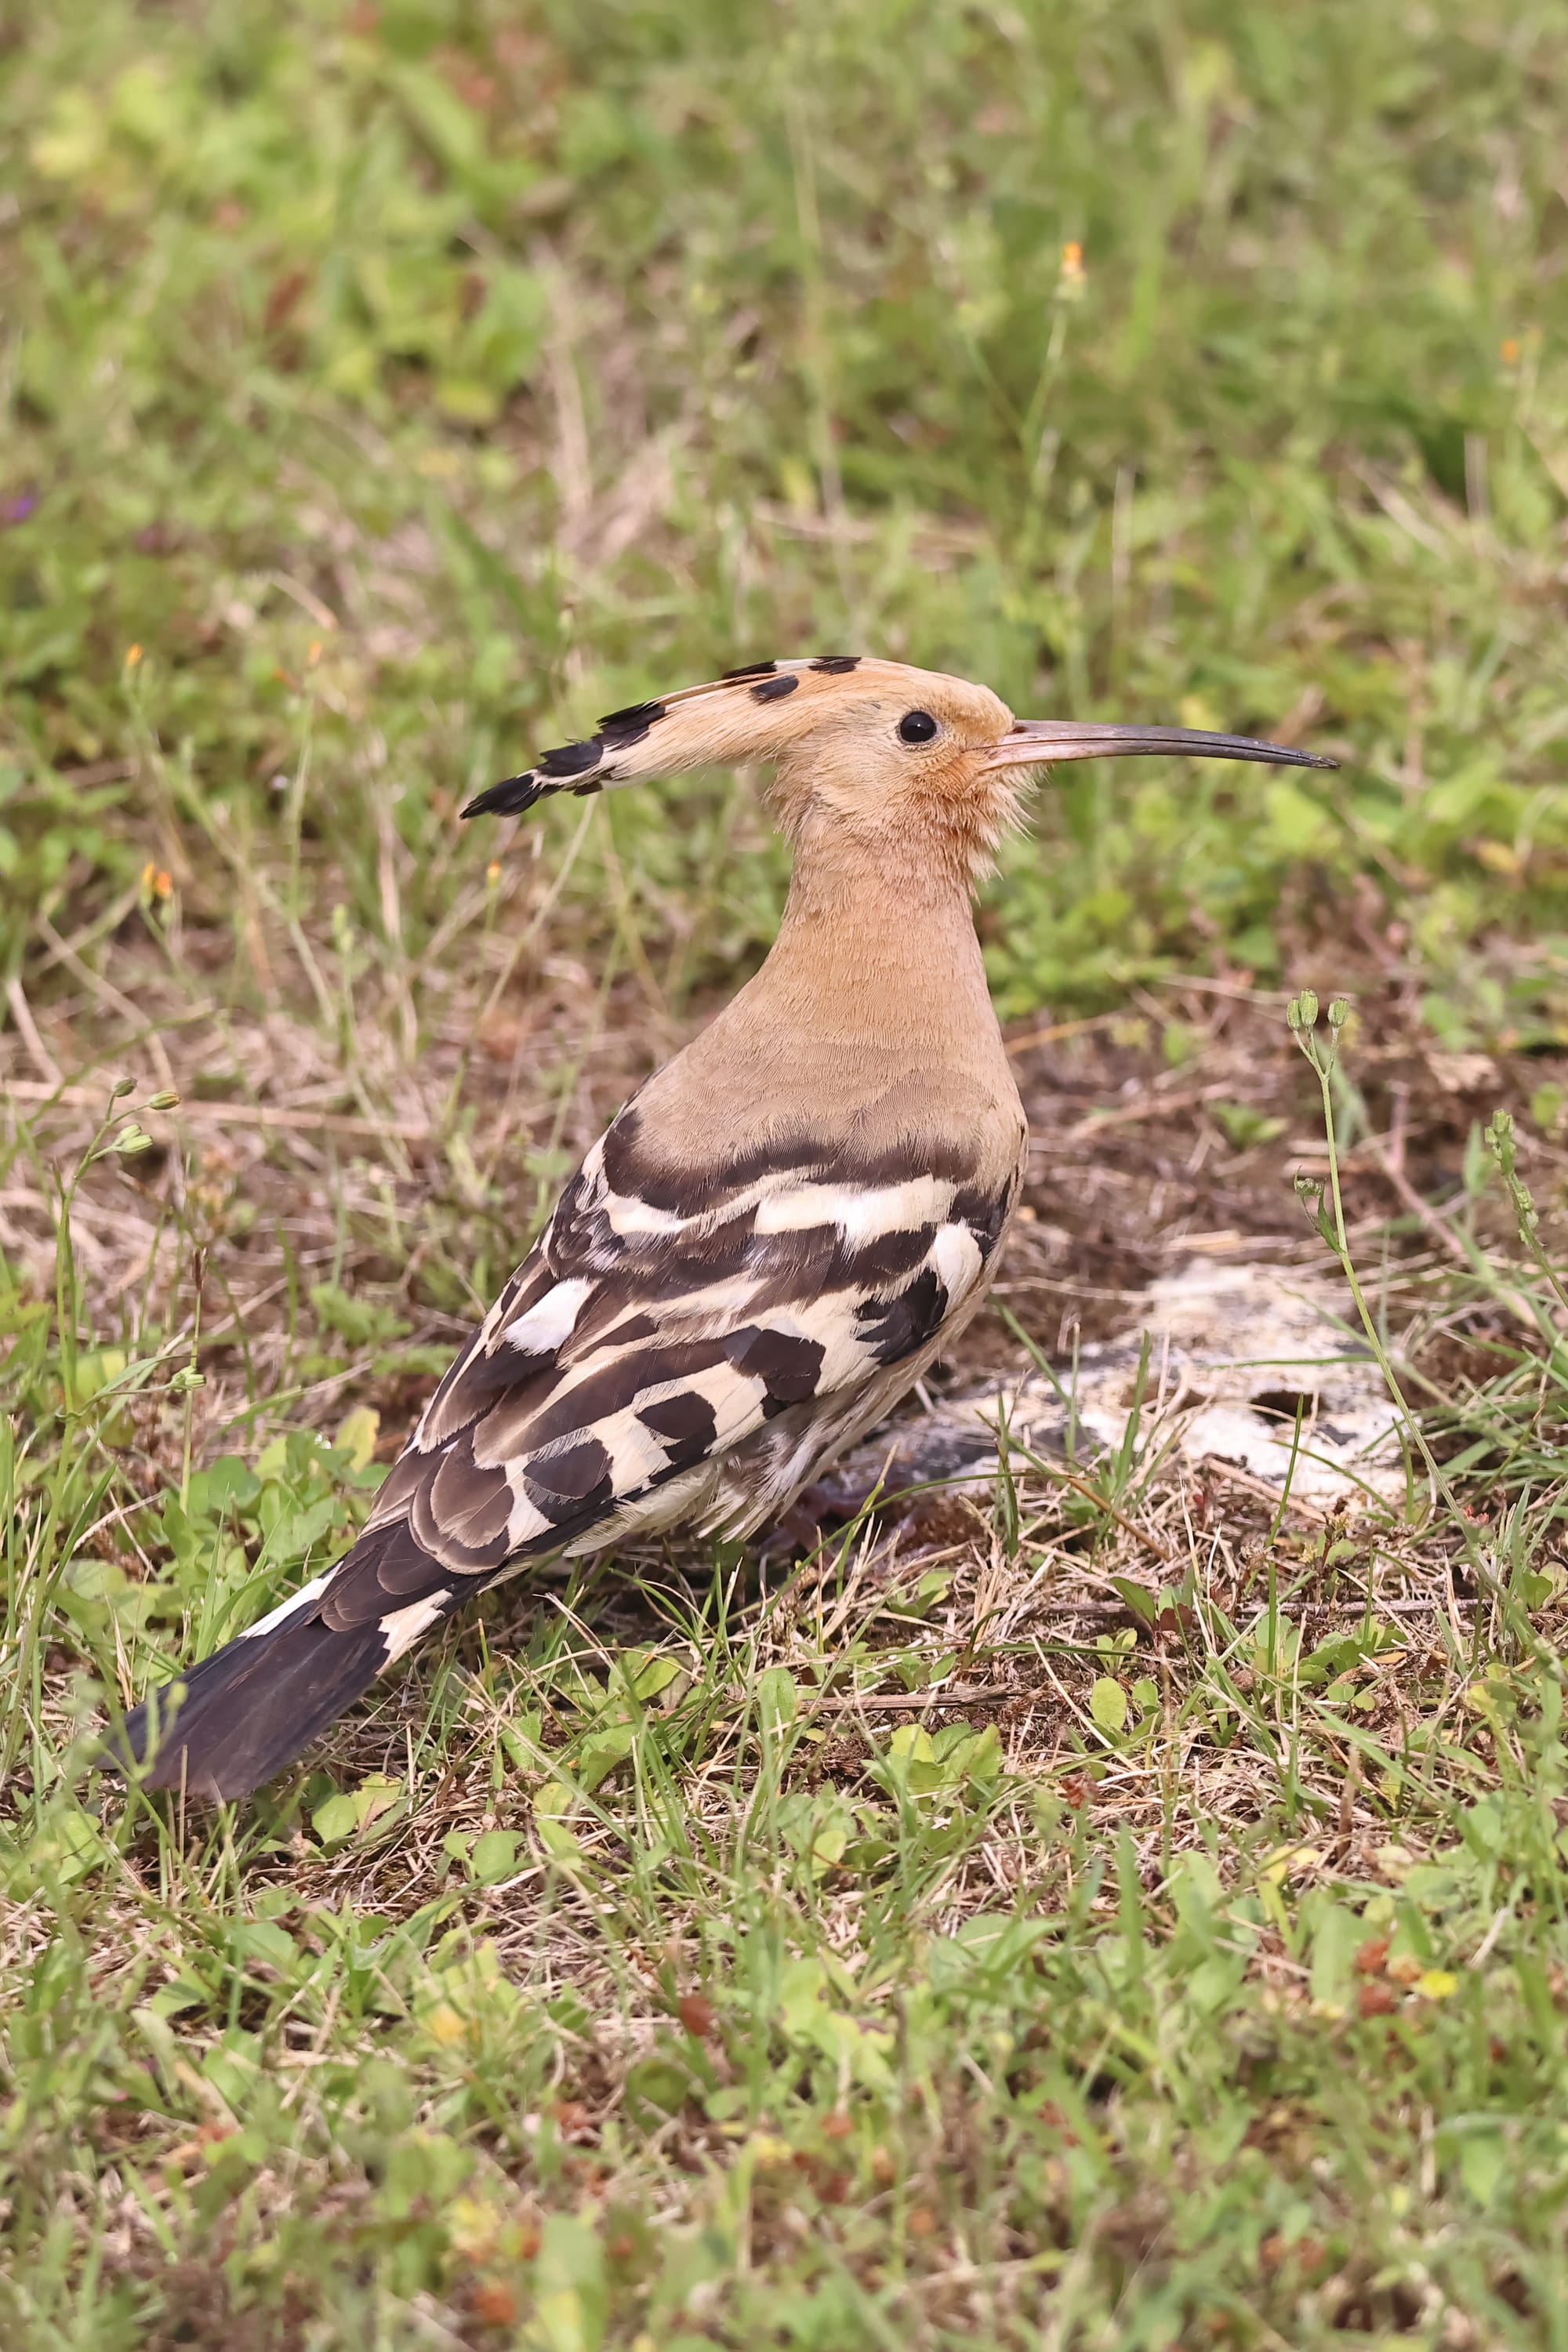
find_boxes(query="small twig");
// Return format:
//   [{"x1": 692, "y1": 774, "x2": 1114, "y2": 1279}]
[
  {"x1": 37, "y1": 914, "x2": 177, "y2": 1092},
  {"x1": 1020, "y1": 1595, "x2": 1474, "y2": 1622},
  {"x1": 1006, "y1": 1443, "x2": 1175, "y2": 1565},
  {"x1": 816, "y1": 1686, "x2": 1001, "y2": 1714},
  {"x1": 1004, "y1": 1012, "x2": 1121, "y2": 1058},
  {"x1": 1374, "y1": 1598, "x2": 1477, "y2": 1616},
  {"x1": 3, "y1": 1078, "x2": 430, "y2": 1144},
  {"x1": 1059, "y1": 1082, "x2": 1232, "y2": 1142},
  {"x1": 1387, "y1": 1080, "x2": 1410, "y2": 1180},
  {"x1": 0, "y1": 1185, "x2": 153, "y2": 1240},
  {"x1": 1468, "y1": 1906, "x2": 1512, "y2": 1971},
  {"x1": 4, "y1": 978, "x2": 62, "y2": 1087},
  {"x1": 1359, "y1": 1133, "x2": 1468, "y2": 1265},
  {"x1": 1200, "y1": 1461, "x2": 1332, "y2": 1527},
  {"x1": 1153, "y1": 975, "x2": 1294, "y2": 1005},
  {"x1": 263, "y1": 569, "x2": 340, "y2": 633},
  {"x1": 1349, "y1": 459, "x2": 1451, "y2": 559},
  {"x1": 1360, "y1": 1131, "x2": 1540, "y2": 1334}
]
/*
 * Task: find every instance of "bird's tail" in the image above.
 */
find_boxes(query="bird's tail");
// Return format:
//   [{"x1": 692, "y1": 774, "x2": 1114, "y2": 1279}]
[{"x1": 107, "y1": 1571, "x2": 392, "y2": 1802}]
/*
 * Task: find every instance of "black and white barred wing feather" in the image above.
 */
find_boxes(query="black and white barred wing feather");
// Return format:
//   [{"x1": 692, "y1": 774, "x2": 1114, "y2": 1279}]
[{"x1": 118, "y1": 1103, "x2": 1021, "y2": 1797}]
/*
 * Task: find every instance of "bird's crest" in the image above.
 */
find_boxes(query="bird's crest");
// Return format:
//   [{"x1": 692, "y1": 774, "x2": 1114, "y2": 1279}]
[{"x1": 463, "y1": 656, "x2": 884, "y2": 818}]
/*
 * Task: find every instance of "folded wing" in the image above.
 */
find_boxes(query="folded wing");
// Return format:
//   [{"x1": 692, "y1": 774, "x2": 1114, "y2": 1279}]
[{"x1": 116, "y1": 1096, "x2": 1021, "y2": 1795}]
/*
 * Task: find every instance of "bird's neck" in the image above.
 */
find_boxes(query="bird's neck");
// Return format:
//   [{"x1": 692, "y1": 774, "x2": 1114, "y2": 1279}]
[
  {"x1": 757, "y1": 841, "x2": 999, "y2": 1056},
  {"x1": 682, "y1": 827, "x2": 1014, "y2": 1094},
  {"x1": 631, "y1": 829, "x2": 1022, "y2": 1172}
]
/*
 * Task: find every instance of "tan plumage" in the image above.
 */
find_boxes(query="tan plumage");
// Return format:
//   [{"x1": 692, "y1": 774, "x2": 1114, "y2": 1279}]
[{"x1": 113, "y1": 658, "x2": 1334, "y2": 1798}]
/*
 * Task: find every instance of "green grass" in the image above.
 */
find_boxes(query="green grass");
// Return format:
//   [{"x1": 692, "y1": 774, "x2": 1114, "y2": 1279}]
[
  {"x1": 5, "y1": 0, "x2": 1568, "y2": 1018},
  {"x1": 6, "y1": 0, "x2": 1568, "y2": 2344}
]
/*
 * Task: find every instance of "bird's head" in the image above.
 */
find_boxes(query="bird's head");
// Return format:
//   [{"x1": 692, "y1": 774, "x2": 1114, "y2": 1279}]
[{"x1": 464, "y1": 657, "x2": 1335, "y2": 885}]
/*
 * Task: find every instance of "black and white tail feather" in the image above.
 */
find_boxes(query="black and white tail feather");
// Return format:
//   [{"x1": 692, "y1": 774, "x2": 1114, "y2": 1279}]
[{"x1": 113, "y1": 1094, "x2": 1021, "y2": 1798}]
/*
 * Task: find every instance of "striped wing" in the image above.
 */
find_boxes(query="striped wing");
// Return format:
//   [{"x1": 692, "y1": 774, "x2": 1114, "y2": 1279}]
[
  {"x1": 117, "y1": 1098, "x2": 1021, "y2": 1796},
  {"x1": 304, "y1": 1099, "x2": 1021, "y2": 1650}
]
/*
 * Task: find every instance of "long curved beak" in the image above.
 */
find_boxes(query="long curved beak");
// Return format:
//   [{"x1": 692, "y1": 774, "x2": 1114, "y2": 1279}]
[{"x1": 985, "y1": 720, "x2": 1338, "y2": 771}]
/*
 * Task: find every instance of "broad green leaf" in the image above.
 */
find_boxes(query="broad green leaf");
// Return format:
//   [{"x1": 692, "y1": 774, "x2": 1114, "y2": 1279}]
[
  {"x1": 311, "y1": 1792, "x2": 359, "y2": 1845},
  {"x1": 1090, "y1": 1678, "x2": 1128, "y2": 1733},
  {"x1": 332, "y1": 1404, "x2": 380, "y2": 1470},
  {"x1": 756, "y1": 1666, "x2": 800, "y2": 1730},
  {"x1": 470, "y1": 1829, "x2": 522, "y2": 1885}
]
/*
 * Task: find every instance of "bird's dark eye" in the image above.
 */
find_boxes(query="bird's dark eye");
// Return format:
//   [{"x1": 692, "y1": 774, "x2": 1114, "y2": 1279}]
[{"x1": 898, "y1": 710, "x2": 939, "y2": 744}]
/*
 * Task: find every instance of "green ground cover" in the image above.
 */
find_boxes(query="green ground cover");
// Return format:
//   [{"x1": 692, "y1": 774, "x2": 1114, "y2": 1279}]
[{"x1": 5, "y1": 2, "x2": 1568, "y2": 2344}]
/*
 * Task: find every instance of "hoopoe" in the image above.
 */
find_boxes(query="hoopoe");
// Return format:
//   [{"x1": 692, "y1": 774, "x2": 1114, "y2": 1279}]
[{"x1": 114, "y1": 657, "x2": 1333, "y2": 1798}]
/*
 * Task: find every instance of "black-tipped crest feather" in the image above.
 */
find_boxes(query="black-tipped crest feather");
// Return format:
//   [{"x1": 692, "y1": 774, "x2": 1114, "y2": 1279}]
[{"x1": 461, "y1": 771, "x2": 548, "y2": 818}]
